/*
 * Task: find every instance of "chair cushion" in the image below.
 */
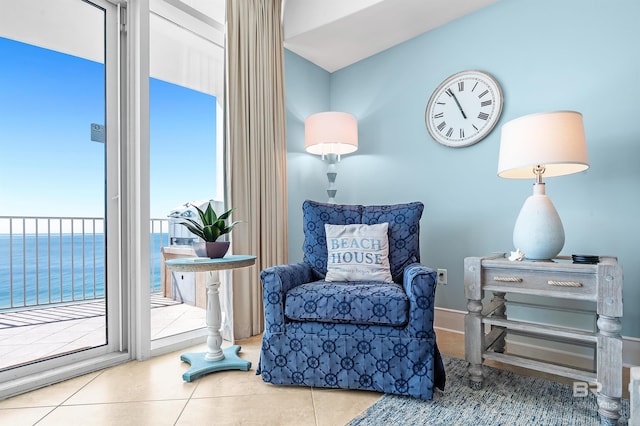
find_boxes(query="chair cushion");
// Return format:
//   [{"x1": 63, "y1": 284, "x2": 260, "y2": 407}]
[
  {"x1": 303, "y1": 200, "x2": 362, "y2": 278},
  {"x1": 362, "y1": 202, "x2": 423, "y2": 282},
  {"x1": 324, "y1": 223, "x2": 393, "y2": 283},
  {"x1": 284, "y1": 281, "x2": 409, "y2": 326}
]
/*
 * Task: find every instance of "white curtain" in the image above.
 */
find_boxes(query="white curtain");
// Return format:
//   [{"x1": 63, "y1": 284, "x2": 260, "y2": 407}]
[{"x1": 225, "y1": 0, "x2": 288, "y2": 339}]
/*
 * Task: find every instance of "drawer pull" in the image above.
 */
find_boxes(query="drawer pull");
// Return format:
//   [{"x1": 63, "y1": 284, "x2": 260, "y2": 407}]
[
  {"x1": 547, "y1": 280, "x2": 583, "y2": 287},
  {"x1": 493, "y1": 276, "x2": 523, "y2": 283}
]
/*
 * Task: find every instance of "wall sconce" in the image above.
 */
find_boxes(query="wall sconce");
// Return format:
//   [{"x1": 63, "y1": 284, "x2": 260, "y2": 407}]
[
  {"x1": 305, "y1": 111, "x2": 358, "y2": 203},
  {"x1": 498, "y1": 111, "x2": 589, "y2": 260}
]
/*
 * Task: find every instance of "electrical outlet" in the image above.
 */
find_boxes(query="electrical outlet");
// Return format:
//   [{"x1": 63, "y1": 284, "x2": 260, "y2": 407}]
[{"x1": 437, "y1": 269, "x2": 447, "y2": 285}]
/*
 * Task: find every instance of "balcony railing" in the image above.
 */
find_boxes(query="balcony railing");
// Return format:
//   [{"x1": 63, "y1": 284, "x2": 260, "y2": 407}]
[{"x1": 0, "y1": 216, "x2": 169, "y2": 310}]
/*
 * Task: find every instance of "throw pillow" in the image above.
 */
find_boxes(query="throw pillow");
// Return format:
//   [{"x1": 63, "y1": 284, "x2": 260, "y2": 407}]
[
  {"x1": 324, "y1": 223, "x2": 393, "y2": 283},
  {"x1": 302, "y1": 200, "x2": 363, "y2": 278},
  {"x1": 362, "y1": 202, "x2": 424, "y2": 282}
]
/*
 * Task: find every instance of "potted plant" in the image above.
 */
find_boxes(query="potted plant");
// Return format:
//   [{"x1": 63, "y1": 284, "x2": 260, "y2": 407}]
[{"x1": 178, "y1": 202, "x2": 241, "y2": 258}]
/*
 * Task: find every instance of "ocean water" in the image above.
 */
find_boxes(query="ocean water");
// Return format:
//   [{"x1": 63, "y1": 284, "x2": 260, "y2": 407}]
[{"x1": 0, "y1": 233, "x2": 168, "y2": 309}]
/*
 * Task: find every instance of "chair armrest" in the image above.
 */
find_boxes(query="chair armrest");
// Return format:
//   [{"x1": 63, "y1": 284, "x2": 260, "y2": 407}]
[
  {"x1": 260, "y1": 262, "x2": 315, "y2": 333},
  {"x1": 403, "y1": 263, "x2": 438, "y2": 338}
]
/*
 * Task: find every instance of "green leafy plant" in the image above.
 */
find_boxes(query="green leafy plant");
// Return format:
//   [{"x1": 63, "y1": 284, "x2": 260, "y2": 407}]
[{"x1": 178, "y1": 203, "x2": 241, "y2": 242}]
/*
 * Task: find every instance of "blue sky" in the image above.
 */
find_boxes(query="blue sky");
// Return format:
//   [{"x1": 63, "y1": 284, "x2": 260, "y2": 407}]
[{"x1": 0, "y1": 36, "x2": 217, "y2": 223}]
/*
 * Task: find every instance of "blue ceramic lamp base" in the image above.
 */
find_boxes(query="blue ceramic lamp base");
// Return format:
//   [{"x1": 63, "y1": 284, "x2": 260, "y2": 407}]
[
  {"x1": 513, "y1": 182, "x2": 565, "y2": 261},
  {"x1": 181, "y1": 345, "x2": 251, "y2": 382}
]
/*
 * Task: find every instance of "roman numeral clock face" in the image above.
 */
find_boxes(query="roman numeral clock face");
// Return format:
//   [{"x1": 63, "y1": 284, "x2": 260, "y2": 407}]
[{"x1": 425, "y1": 70, "x2": 503, "y2": 147}]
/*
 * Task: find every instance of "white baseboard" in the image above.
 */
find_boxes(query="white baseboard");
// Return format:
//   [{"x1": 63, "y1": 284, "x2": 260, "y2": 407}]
[
  {"x1": 434, "y1": 307, "x2": 640, "y2": 368},
  {"x1": 434, "y1": 306, "x2": 465, "y2": 334}
]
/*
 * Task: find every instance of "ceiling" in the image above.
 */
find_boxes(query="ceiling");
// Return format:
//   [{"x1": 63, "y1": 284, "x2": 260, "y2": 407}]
[{"x1": 282, "y1": 0, "x2": 499, "y2": 73}]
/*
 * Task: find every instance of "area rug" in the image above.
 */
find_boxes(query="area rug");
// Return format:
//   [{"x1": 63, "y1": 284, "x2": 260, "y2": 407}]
[{"x1": 348, "y1": 356, "x2": 630, "y2": 425}]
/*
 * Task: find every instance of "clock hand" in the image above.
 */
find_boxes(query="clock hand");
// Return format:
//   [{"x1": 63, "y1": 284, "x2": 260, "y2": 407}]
[{"x1": 446, "y1": 88, "x2": 467, "y2": 119}]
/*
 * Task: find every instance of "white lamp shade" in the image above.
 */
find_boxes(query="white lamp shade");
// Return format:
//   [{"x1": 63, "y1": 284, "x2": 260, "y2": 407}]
[
  {"x1": 305, "y1": 112, "x2": 358, "y2": 156},
  {"x1": 498, "y1": 111, "x2": 589, "y2": 179}
]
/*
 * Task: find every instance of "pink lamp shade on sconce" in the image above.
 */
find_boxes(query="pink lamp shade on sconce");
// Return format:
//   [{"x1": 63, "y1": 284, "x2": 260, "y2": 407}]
[
  {"x1": 304, "y1": 112, "x2": 358, "y2": 157},
  {"x1": 304, "y1": 112, "x2": 358, "y2": 203}
]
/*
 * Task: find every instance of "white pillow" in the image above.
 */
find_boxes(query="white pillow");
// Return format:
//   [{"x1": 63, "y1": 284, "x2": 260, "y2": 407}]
[{"x1": 324, "y1": 223, "x2": 393, "y2": 283}]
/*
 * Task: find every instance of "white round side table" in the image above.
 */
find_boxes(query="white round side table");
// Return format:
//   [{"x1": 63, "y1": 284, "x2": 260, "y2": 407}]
[{"x1": 165, "y1": 254, "x2": 256, "y2": 382}]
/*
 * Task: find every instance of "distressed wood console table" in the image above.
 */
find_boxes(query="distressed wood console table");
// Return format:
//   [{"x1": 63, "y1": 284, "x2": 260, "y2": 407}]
[{"x1": 464, "y1": 255, "x2": 623, "y2": 424}]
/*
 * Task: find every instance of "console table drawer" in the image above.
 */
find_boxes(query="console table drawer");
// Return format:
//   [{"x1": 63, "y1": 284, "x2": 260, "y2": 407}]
[{"x1": 481, "y1": 267, "x2": 596, "y2": 299}]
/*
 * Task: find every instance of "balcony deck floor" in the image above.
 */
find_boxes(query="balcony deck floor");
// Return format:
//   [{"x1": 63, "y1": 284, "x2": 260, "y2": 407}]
[{"x1": 0, "y1": 295, "x2": 205, "y2": 371}]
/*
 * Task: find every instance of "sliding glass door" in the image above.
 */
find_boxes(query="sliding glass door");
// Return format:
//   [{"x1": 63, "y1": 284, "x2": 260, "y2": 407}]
[
  {"x1": 148, "y1": 0, "x2": 225, "y2": 347},
  {"x1": 0, "y1": 0, "x2": 120, "y2": 391},
  {"x1": 0, "y1": 0, "x2": 226, "y2": 398}
]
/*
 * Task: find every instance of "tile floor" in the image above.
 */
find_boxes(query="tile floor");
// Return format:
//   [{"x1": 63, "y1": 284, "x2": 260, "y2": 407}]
[
  {"x1": 0, "y1": 329, "x2": 630, "y2": 425},
  {"x1": 0, "y1": 332, "x2": 382, "y2": 426}
]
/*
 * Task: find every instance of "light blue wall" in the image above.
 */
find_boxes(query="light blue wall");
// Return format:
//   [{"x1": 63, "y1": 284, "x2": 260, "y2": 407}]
[
  {"x1": 285, "y1": 51, "x2": 331, "y2": 259},
  {"x1": 284, "y1": 0, "x2": 640, "y2": 337}
]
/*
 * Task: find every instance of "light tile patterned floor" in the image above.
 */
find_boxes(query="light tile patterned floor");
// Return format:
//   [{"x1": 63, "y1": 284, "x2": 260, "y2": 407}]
[{"x1": 0, "y1": 333, "x2": 383, "y2": 426}]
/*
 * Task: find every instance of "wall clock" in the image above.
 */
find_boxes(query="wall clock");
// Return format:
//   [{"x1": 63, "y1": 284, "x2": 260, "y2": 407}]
[{"x1": 425, "y1": 70, "x2": 503, "y2": 148}]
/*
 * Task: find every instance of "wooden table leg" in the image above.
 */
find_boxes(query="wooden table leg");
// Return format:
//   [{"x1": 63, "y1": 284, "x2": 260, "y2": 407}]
[
  {"x1": 180, "y1": 269, "x2": 251, "y2": 382},
  {"x1": 596, "y1": 314, "x2": 623, "y2": 425},
  {"x1": 465, "y1": 298, "x2": 484, "y2": 390}
]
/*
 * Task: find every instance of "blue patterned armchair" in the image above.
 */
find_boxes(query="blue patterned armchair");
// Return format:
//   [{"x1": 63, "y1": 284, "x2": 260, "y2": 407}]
[{"x1": 257, "y1": 200, "x2": 446, "y2": 400}]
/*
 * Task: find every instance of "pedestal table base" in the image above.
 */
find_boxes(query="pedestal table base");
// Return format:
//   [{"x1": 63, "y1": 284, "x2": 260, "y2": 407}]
[
  {"x1": 164, "y1": 255, "x2": 257, "y2": 383},
  {"x1": 181, "y1": 345, "x2": 251, "y2": 382}
]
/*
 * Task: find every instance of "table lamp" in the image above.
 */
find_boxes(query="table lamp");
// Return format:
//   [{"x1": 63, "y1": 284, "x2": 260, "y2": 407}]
[
  {"x1": 497, "y1": 111, "x2": 589, "y2": 260},
  {"x1": 305, "y1": 112, "x2": 358, "y2": 203}
]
